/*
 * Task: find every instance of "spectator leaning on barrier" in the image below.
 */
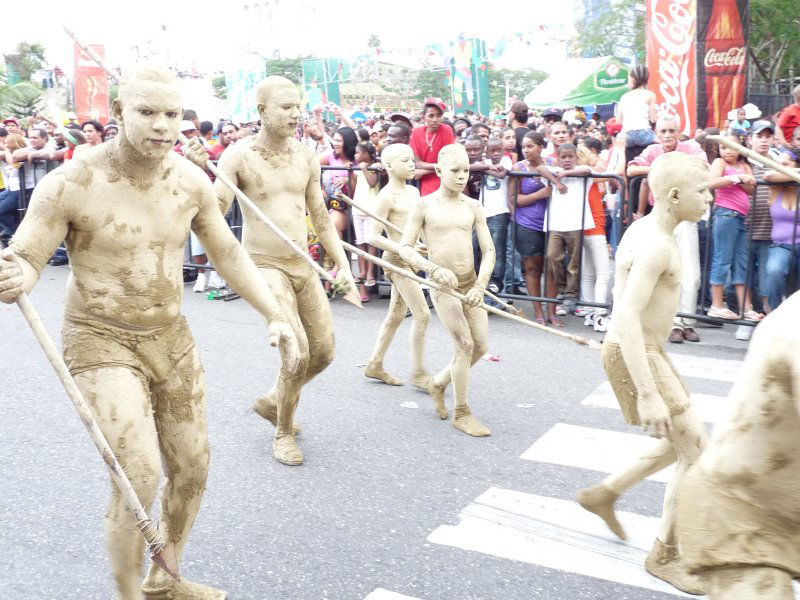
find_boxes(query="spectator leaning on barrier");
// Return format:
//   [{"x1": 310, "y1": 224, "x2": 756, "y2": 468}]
[
  {"x1": 627, "y1": 113, "x2": 707, "y2": 343},
  {"x1": 475, "y1": 137, "x2": 511, "y2": 299},
  {"x1": 0, "y1": 133, "x2": 30, "y2": 242},
  {"x1": 410, "y1": 97, "x2": 455, "y2": 196},
  {"x1": 762, "y1": 150, "x2": 800, "y2": 312}
]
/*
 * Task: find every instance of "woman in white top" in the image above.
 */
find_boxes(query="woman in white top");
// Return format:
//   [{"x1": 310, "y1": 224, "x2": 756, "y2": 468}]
[{"x1": 617, "y1": 65, "x2": 657, "y2": 165}]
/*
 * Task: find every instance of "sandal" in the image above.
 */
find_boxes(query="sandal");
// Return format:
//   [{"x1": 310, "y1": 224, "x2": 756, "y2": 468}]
[
  {"x1": 742, "y1": 309, "x2": 764, "y2": 322},
  {"x1": 354, "y1": 277, "x2": 363, "y2": 285},
  {"x1": 360, "y1": 294, "x2": 370, "y2": 303},
  {"x1": 365, "y1": 278, "x2": 377, "y2": 287},
  {"x1": 533, "y1": 318, "x2": 547, "y2": 327},
  {"x1": 548, "y1": 317, "x2": 565, "y2": 327},
  {"x1": 707, "y1": 305, "x2": 739, "y2": 320}
]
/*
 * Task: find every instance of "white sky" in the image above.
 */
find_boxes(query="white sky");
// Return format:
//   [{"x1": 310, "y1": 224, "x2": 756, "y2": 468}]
[{"x1": 4, "y1": 0, "x2": 580, "y2": 76}]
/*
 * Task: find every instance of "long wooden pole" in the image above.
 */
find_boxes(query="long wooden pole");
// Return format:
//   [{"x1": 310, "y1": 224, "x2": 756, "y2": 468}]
[
  {"x1": 13, "y1": 287, "x2": 180, "y2": 580},
  {"x1": 338, "y1": 193, "x2": 523, "y2": 315},
  {"x1": 708, "y1": 135, "x2": 800, "y2": 184},
  {"x1": 341, "y1": 241, "x2": 602, "y2": 349},
  {"x1": 64, "y1": 27, "x2": 362, "y2": 307}
]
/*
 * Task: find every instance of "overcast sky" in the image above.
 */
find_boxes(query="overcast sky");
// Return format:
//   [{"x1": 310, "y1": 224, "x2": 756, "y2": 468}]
[{"x1": 4, "y1": 0, "x2": 579, "y2": 75}]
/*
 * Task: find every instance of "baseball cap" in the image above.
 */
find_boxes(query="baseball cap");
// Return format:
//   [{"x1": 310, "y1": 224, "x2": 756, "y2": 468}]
[
  {"x1": 389, "y1": 112, "x2": 413, "y2": 128},
  {"x1": 179, "y1": 120, "x2": 198, "y2": 132},
  {"x1": 542, "y1": 108, "x2": 563, "y2": 119},
  {"x1": 423, "y1": 98, "x2": 446, "y2": 114},
  {"x1": 2, "y1": 117, "x2": 18, "y2": 125},
  {"x1": 750, "y1": 120, "x2": 775, "y2": 134},
  {"x1": 510, "y1": 100, "x2": 528, "y2": 114},
  {"x1": 605, "y1": 117, "x2": 622, "y2": 136}
]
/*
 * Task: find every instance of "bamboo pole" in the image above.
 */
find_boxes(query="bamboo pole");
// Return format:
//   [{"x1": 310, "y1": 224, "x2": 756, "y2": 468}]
[
  {"x1": 708, "y1": 135, "x2": 800, "y2": 184},
  {"x1": 64, "y1": 27, "x2": 361, "y2": 307},
  {"x1": 338, "y1": 193, "x2": 523, "y2": 315},
  {"x1": 341, "y1": 241, "x2": 601, "y2": 349},
  {"x1": 13, "y1": 287, "x2": 180, "y2": 580}
]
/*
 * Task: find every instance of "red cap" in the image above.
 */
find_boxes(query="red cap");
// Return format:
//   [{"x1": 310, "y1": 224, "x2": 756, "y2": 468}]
[
  {"x1": 423, "y1": 97, "x2": 446, "y2": 114},
  {"x1": 2, "y1": 117, "x2": 19, "y2": 126},
  {"x1": 605, "y1": 117, "x2": 622, "y2": 136}
]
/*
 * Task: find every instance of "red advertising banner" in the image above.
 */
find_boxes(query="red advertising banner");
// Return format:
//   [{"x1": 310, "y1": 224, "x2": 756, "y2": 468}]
[
  {"x1": 697, "y1": 0, "x2": 748, "y2": 129},
  {"x1": 646, "y1": 0, "x2": 698, "y2": 137},
  {"x1": 74, "y1": 43, "x2": 109, "y2": 124}
]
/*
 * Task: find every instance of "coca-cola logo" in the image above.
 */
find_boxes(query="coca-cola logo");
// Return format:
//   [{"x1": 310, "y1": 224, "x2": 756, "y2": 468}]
[
  {"x1": 704, "y1": 47, "x2": 745, "y2": 70},
  {"x1": 650, "y1": 0, "x2": 695, "y2": 135}
]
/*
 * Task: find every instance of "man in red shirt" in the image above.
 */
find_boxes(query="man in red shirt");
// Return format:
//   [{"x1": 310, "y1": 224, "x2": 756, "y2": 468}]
[
  {"x1": 776, "y1": 84, "x2": 800, "y2": 148},
  {"x1": 409, "y1": 97, "x2": 455, "y2": 196},
  {"x1": 210, "y1": 121, "x2": 238, "y2": 160}
]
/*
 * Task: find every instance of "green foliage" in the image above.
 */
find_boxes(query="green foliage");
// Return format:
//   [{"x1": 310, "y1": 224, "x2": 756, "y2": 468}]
[
  {"x1": 412, "y1": 69, "x2": 450, "y2": 103},
  {"x1": 4, "y1": 41, "x2": 46, "y2": 82},
  {"x1": 570, "y1": 0, "x2": 644, "y2": 62},
  {"x1": 749, "y1": 0, "x2": 800, "y2": 84},
  {"x1": 265, "y1": 57, "x2": 307, "y2": 83},
  {"x1": 0, "y1": 82, "x2": 44, "y2": 118},
  {"x1": 488, "y1": 68, "x2": 548, "y2": 112},
  {"x1": 367, "y1": 35, "x2": 381, "y2": 50},
  {"x1": 211, "y1": 74, "x2": 226, "y2": 99}
]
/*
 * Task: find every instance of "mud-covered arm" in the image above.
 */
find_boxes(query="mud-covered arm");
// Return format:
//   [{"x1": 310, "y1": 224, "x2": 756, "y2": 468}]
[
  {"x1": 398, "y1": 201, "x2": 434, "y2": 272},
  {"x1": 365, "y1": 192, "x2": 400, "y2": 255},
  {"x1": 472, "y1": 203, "x2": 495, "y2": 291},
  {"x1": 1, "y1": 171, "x2": 72, "y2": 301}
]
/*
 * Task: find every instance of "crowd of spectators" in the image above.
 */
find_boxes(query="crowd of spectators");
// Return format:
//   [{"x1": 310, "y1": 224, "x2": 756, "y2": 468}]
[{"x1": 2, "y1": 70, "x2": 799, "y2": 338}]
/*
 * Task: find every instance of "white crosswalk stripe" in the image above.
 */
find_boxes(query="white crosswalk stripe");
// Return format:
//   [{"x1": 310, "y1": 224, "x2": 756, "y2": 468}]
[
  {"x1": 364, "y1": 589, "x2": 422, "y2": 600},
  {"x1": 581, "y1": 381, "x2": 732, "y2": 425},
  {"x1": 425, "y1": 351, "x2": 756, "y2": 597},
  {"x1": 428, "y1": 487, "x2": 691, "y2": 597}
]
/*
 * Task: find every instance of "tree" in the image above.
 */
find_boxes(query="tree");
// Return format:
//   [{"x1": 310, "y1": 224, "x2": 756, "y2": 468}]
[
  {"x1": 265, "y1": 57, "x2": 307, "y2": 82},
  {"x1": 570, "y1": 0, "x2": 645, "y2": 62},
  {"x1": 211, "y1": 74, "x2": 226, "y2": 99},
  {"x1": 0, "y1": 82, "x2": 44, "y2": 118},
  {"x1": 411, "y1": 69, "x2": 450, "y2": 103},
  {"x1": 488, "y1": 68, "x2": 548, "y2": 112},
  {"x1": 749, "y1": 0, "x2": 800, "y2": 85},
  {"x1": 367, "y1": 34, "x2": 381, "y2": 51},
  {"x1": 4, "y1": 42, "x2": 46, "y2": 83}
]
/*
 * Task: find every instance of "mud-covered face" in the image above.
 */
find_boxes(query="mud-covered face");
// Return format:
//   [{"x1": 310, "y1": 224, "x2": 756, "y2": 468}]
[
  {"x1": 118, "y1": 81, "x2": 182, "y2": 160},
  {"x1": 674, "y1": 163, "x2": 713, "y2": 223},
  {"x1": 385, "y1": 146, "x2": 415, "y2": 180},
  {"x1": 261, "y1": 85, "x2": 302, "y2": 138},
  {"x1": 436, "y1": 149, "x2": 469, "y2": 194}
]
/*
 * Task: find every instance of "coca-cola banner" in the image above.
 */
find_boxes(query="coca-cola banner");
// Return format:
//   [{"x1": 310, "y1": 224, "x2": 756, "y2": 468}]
[
  {"x1": 696, "y1": 0, "x2": 749, "y2": 129},
  {"x1": 74, "y1": 42, "x2": 109, "y2": 124},
  {"x1": 646, "y1": 0, "x2": 698, "y2": 137}
]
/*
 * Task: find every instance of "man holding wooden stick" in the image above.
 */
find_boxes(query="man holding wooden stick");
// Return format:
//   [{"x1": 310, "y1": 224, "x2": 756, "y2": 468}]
[
  {"x1": 399, "y1": 143, "x2": 495, "y2": 436},
  {"x1": 187, "y1": 76, "x2": 357, "y2": 466},
  {"x1": 0, "y1": 65, "x2": 299, "y2": 600}
]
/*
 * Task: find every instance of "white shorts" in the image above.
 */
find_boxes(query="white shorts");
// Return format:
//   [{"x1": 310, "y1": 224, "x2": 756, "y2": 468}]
[
  {"x1": 353, "y1": 214, "x2": 372, "y2": 246},
  {"x1": 189, "y1": 231, "x2": 205, "y2": 256}
]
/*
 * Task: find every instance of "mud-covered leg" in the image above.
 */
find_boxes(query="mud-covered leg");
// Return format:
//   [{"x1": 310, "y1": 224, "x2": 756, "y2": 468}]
[
  {"x1": 703, "y1": 566, "x2": 794, "y2": 600},
  {"x1": 74, "y1": 367, "x2": 161, "y2": 600},
  {"x1": 365, "y1": 282, "x2": 406, "y2": 386},
  {"x1": 142, "y1": 347, "x2": 225, "y2": 599},
  {"x1": 395, "y1": 274, "x2": 432, "y2": 389}
]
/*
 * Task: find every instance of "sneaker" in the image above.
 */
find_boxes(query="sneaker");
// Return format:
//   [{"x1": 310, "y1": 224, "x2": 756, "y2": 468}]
[
  {"x1": 734, "y1": 325, "x2": 752, "y2": 341},
  {"x1": 574, "y1": 306, "x2": 592, "y2": 317},
  {"x1": 593, "y1": 314, "x2": 608, "y2": 332},
  {"x1": 486, "y1": 281, "x2": 501, "y2": 295},
  {"x1": 207, "y1": 271, "x2": 225, "y2": 289},
  {"x1": 555, "y1": 305, "x2": 567, "y2": 316},
  {"x1": 583, "y1": 313, "x2": 594, "y2": 327},
  {"x1": 668, "y1": 328, "x2": 684, "y2": 343},
  {"x1": 193, "y1": 272, "x2": 207, "y2": 293}
]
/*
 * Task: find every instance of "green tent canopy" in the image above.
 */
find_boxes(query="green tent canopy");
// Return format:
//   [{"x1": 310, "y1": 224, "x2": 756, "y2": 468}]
[{"x1": 524, "y1": 56, "x2": 630, "y2": 109}]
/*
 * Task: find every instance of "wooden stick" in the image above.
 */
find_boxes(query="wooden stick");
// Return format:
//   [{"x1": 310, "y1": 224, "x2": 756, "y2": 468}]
[
  {"x1": 708, "y1": 135, "x2": 800, "y2": 184},
  {"x1": 64, "y1": 27, "x2": 362, "y2": 308},
  {"x1": 342, "y1": 241, "x2": 601, "y2": 349},
  {"x1": 13, "y1": 288, "x2": 179, "y2": 580},
  {"x1": 338, "y1": 193, "x2": 523, "y2": 315}
]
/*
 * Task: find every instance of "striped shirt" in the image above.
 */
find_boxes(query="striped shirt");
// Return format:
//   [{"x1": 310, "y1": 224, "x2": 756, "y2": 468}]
[{"x1": 749, "y1": 162, "x2": 773, "y2": 241}]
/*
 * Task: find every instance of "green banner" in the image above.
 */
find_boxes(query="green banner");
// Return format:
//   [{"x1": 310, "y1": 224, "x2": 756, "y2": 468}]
[
  {"x1": 449, "y1": 37, "x2": 489, "y2": 116},
  {"x1": 302, "y1": 58, "x2": 349, "y2": 112}
]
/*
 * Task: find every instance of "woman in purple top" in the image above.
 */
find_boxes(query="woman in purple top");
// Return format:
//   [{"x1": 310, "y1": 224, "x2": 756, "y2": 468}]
[
  {"x1": 763, "y1": 151, "x2": 800, "y2": 311},
  {"x1": 507, "y1": 131, "x2": 553, "y2": 324}
]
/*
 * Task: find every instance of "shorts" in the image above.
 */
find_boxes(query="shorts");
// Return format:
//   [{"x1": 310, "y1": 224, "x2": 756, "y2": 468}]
[
  {"x1": 62, "y1": 314, "x2": 196, "y2": 385},
  {"x1": 513, "y1": 223, "x2": 545, "y2": 258},
  {"x1": 353, "y1": 213, "x2": 372, "y2": 245},
  {"x1": 625, "y1": 128, "x2": 655, "y2": 147},
  {"x1": 188, "y1": 230, "x2": 205, "y2": 256},
  {"x1": 677, "y1": 466, "x2": 800, "y2": 577},
  {"x1": 601, "y1": 341, "x2": 690, "y2": 425}
]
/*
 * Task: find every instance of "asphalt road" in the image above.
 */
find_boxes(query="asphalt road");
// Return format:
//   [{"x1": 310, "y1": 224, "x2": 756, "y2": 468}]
[{"x1": 0, "y1": 265, "x2": 750, "y2": 600}]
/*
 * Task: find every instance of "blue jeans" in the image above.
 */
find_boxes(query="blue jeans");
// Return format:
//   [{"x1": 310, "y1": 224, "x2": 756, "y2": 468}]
[
  {"x1": 764, "y1": 244, "x2": 800, "y2": 311},
  {"x1": 504, "y1": 222, "x2": 524, "y2": 290},
  {"x1": 709, "y1": 207, "x2": 748, "y2": 286},
  {"x1": 748, "y1": 239, "x2": 771, "y2": 299},
  {"x1": 473, "y1": 213, "x2": 508, "y2": 288},
  {"x1": 0, "y1": 189, "x2": 21, "y2": 236}
]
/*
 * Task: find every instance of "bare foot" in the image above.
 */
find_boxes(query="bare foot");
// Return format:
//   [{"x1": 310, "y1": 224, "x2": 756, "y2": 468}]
[
  {"x1": 577, "y1": 483, "x2": 627, "y2": 540},
  {"x1": 645, "y1": 539, "x2": 704, "y2": 595},
  {"x1": 273, "y1": 434, "x2": 304, "y2": 466},
  {"x1": 253, "y1": 393, "x2": 301, "y2": 435},
  {"x1": 427, "y1": 380, "x2": 448, "y2": 419},
  {"x1": 142, "y1": 578, "x2": 226, "y2": 599},
  {"x1": 452, "y1": 406, "x2": 490, "y2": 437},
  {"x1": 364, "y1": 362, "x2": 403, "y2": 386},
  {"x1": 409, "y1": 370, "x2": 432, "y2": 391}
]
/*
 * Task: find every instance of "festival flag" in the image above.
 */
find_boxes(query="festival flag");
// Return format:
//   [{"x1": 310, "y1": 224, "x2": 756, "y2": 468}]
[{"x1": 73, "y1": 42, "x2": 109, "y2": 123}]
